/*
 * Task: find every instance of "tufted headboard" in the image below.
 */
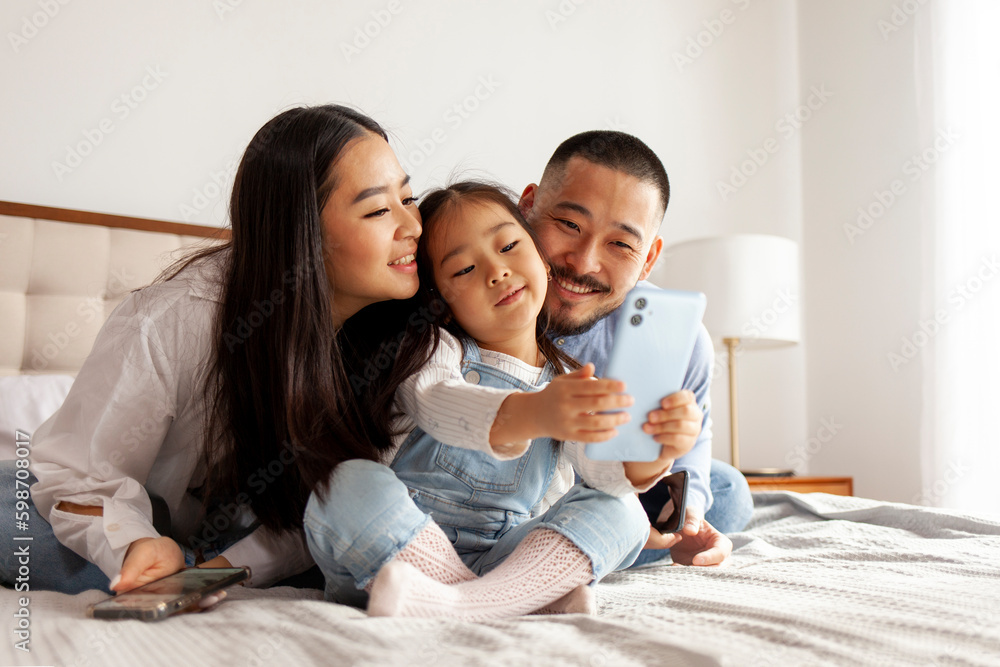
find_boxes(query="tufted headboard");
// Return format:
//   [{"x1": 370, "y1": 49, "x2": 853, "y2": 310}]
[{"x1": 0, "y1": 201, "x2": 228, "y2": 376}]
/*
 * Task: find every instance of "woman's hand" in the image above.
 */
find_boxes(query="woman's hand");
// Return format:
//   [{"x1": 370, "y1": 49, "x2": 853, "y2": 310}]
[
  {"x1": 198, "y1": 555, "x2": 233, "y2": 569},
  {"x1": 111, "y1": 536, "x2": 184, "y2": 593}
]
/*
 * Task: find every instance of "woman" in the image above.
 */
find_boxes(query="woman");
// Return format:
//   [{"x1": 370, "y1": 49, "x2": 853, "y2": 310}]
[{"x1": 0, "y1": 104, "x2": 428, "y2": 594}]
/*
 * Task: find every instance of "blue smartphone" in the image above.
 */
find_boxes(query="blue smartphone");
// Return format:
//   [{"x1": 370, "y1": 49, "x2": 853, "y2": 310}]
[{"x1": 584, "y1": 286, "x2": 706, "y2": 462}]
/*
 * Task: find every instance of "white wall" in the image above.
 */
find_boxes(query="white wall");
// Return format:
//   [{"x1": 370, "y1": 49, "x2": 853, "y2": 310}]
[
  {"x1": 797, "y1": 0, "x2": 929, "y2": 502},
  {"x1": 2, "y1": 0, "x2": 801, "y2": 232},
  {"x1": 11, "y1": 0, "x2": 933, "y2": 497}
]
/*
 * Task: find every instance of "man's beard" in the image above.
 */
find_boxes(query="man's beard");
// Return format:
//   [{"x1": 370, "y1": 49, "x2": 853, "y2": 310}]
[
  {"x1": 547, "y1": 300, "x2": 619, "y2": 336},
  {"x1": 546, "y1": 265, "x2": 618, "y2": 336}
]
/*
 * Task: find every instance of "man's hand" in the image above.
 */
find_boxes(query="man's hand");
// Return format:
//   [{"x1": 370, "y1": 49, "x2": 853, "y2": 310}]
[
  {"x1": 667, "y1": 507, "x2": 733, "y2": 567},
  {"x1": 622, "y1": 390, "x2": 702, "y2": 486},
  {"x1": 112, "y1": 536, "x2": 184, "y2": 593},
  {"x1": 642, "y1": 389, "x2": 703, "y2": 459},
  {"x1": 642, "y1": 525, "x2": 683, "y2": 551}
]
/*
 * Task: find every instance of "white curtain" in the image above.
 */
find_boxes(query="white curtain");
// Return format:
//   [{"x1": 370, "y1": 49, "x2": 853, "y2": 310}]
[{"x1": 918, "y1": 1, "x2": 1000, "y2": 516}]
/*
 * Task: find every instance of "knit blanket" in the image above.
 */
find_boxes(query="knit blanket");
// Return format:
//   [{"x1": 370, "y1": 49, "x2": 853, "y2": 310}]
[{"x1": 3, "y1": 491, "x2": 999, "y2": 666}]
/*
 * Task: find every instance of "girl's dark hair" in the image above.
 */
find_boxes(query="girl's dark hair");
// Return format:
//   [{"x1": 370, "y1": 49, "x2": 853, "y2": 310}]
[
  {"x1": 415, "y1": 181, "x2": 580, "y2": 373},
  {"x1": 167, "y1": 104, "x2": 434, "y2": 534}
]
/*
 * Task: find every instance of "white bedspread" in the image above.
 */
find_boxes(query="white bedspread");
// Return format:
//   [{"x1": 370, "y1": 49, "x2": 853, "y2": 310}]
[{"x1": 3, "y1": 492, "x2": 999, "y2": 666}]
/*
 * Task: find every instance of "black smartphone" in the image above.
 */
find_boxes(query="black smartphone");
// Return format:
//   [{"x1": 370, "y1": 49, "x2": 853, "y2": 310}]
[
  {"x1": 642, "y1": 470, "x2": 689, "y2": 533},
  {"x1": 87, "y1": 567, "x2": 249, "y2": 621}
]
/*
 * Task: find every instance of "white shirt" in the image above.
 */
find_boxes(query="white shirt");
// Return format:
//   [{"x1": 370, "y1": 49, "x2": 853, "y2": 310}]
[
  {"x1": 389, "y1": 330, "x2": 668, "y2": 506},
  {"x1": 29, "y1": 254, "x2": 312, "y2": 587}
]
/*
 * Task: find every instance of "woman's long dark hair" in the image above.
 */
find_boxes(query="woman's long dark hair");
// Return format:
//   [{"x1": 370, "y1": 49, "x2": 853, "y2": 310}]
[
  {"x1": 168, "y1": 105, "x2": 435, "y2": 534},
  {"x1": 414, "y1": 181, "x2": 580, "y2": 372}
]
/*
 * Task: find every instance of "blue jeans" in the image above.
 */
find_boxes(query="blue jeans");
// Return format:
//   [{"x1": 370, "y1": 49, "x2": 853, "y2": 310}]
[
  {"x1": 0, "y1": 460, "x2": 111, "y2": 593},
  {"x1": 630, "y1": 459, "x2": 753, "y2": 567},
  {"x1": 304, "y1": 459, "x2": 650, "y2": 608}
]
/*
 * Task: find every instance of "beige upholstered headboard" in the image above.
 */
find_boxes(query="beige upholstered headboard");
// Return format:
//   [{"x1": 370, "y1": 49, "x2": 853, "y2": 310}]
[{"x1": 0, "y1": 201, "x2": 228, "y2": 376}]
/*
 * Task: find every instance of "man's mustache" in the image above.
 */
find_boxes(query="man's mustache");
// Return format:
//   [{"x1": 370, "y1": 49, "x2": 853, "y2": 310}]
[{"x1": 549, "y1": 265, "x2": 611, "y2": 294}]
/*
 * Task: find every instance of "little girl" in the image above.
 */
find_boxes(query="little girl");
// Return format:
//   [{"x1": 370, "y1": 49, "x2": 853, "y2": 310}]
[{"x1": 304, "y1": 182, "x2": 682, "y2": 620}]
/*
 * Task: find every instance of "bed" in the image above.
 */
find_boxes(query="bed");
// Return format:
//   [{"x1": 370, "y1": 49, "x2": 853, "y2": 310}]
[{"x1": 2, "y1": 202, "x2": 999, "y2": 667}]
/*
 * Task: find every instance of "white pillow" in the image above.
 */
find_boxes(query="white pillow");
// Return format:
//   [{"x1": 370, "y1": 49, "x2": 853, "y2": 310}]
[{"x1": 0, "y1": 375, "x2": 74, "y2": 460}]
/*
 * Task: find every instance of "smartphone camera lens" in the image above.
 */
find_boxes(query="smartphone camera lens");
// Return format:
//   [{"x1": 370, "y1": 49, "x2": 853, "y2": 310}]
[
  {"x1": 635, "y1": 297, "x2": 647, "y2": 310},
  {"x1": 630, "y1": 314, "x2": 642, "y2": 326}
]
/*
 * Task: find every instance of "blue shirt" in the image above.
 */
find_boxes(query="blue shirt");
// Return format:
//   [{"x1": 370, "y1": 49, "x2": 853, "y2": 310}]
[{"x1": 548, "y1": 282, "x2": 715, "y2": 515}]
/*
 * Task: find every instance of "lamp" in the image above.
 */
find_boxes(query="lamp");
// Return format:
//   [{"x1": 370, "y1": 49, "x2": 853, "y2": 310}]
[{"x1": 654, "y1": 234, "x2": 801, "y2": 475}]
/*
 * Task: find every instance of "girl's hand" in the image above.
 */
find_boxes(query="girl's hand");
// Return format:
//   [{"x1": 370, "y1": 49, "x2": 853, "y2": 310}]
[
  {"x1": 111, "y1": 536, "x2": 184, "y2": 593},
  {"x1": 530, "y1": 363, "x2": 633, "y2": 442}
]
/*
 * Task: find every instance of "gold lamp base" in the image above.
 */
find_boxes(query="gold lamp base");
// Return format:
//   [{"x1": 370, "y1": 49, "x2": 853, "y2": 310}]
[{"x1": 724, "y1": 337, "x2": 795, "y2": 478}]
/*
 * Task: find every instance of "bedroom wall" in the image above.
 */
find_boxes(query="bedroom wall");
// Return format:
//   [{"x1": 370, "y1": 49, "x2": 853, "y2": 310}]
[
  {"x1": 2, "y1": 1, "x2": 806, "y2": 487},
  {"x1": 796, "y1": 1, "x2": 929, "y2": 502}
]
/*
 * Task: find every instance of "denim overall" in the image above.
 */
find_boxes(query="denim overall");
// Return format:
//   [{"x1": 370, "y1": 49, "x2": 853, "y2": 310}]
[
  {"x1": 389, "y1": 338, "x2": 561, "y2": 558},
  {"x1": 303, "y1": 339, "x2": 651, "y2": 607}
]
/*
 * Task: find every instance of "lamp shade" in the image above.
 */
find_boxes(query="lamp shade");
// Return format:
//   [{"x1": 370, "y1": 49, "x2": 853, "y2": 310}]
[{"x1": 654, "y1": 234, "x2": 801, "y2": 349}]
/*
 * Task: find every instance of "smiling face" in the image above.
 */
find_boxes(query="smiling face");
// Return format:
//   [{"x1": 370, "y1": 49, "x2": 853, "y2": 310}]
[
  {"x1": 427, "y1": 200, "x2": 549, "y2": 359},
  {"x1": 320, "y1": 133, "x2": 422, "y2": 326},
  {"x1": 520, "y1": 156, "x2": 664, "y2": 336}
]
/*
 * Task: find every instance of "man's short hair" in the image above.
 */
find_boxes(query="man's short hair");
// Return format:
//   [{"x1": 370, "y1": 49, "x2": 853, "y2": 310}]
[{"x1": 540, "y1": 130, "x2": 670, "y2": 218}]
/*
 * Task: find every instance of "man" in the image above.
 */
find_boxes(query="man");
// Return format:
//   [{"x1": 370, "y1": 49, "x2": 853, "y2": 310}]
[{"x1": 518, "y1": 130, "x2": 753, "y2": 566}]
